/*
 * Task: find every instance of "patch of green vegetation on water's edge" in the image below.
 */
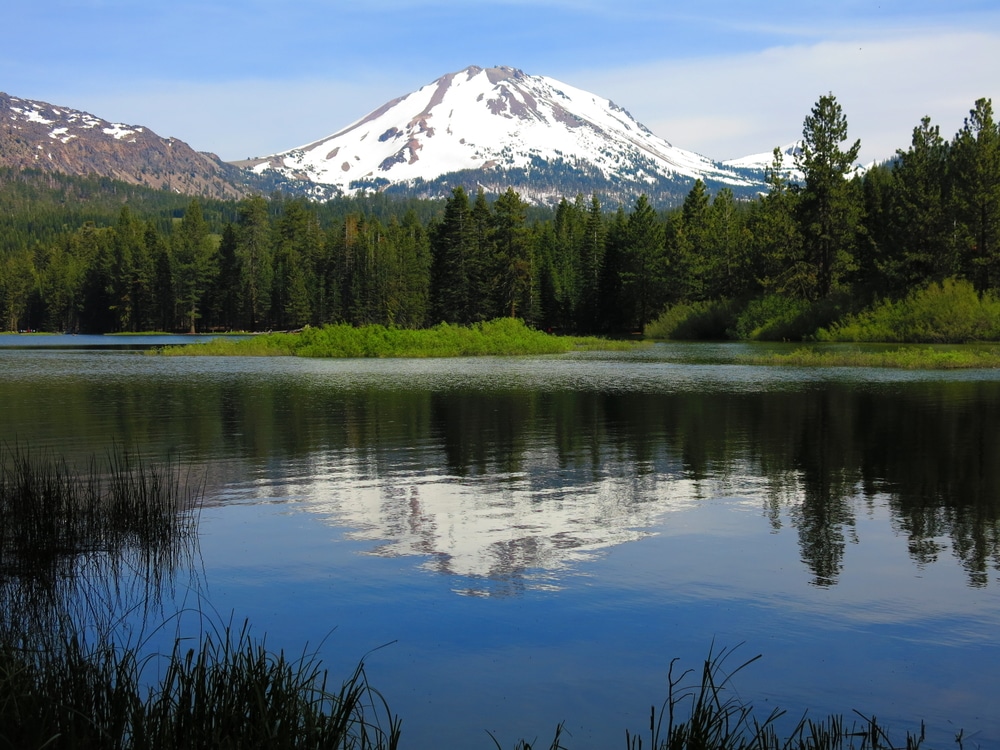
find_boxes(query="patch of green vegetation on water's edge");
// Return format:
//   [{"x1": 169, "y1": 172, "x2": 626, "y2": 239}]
[
  {"x1": 744, "y1": 345, "x2": 1000, "y2": 369},
  {"x1": 155, "y1": 318, "x2": 645, "y2": 358}
]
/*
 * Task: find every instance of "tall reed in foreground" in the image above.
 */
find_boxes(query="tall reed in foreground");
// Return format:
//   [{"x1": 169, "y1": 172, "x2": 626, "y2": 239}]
[
  {"x1": 0, "y1": 447, "x2": 400, "y2": 749},
  {"x1": 0, "y1": 444, "x2": 198, "y2": 590},
  {"x1": 487, "y1": 646, "x2": 956, "y2": 750},
  {"x1": 0, "y1": 618, "x2": 401, "y2": 750},
  {"x1": 621, "y1": 644, "x2": 954, "y2": 750}
]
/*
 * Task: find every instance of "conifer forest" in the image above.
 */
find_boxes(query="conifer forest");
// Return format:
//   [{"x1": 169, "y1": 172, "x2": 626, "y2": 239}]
[{"x1": 2, "y1": 95, "x2": 998, "y2": 341}]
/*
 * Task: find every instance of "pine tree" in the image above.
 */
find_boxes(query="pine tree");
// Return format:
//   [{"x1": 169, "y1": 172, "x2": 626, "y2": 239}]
[
  {"x1": 273, "y1": 201, "x2": 321, "y2": 329},
  {"x1": 749, "y1": 147, "x2": 804, "y2": 297},
  {"x1": 385, "y1": 210, "x2": 431, "y2": 328},
  {"x1": 951, "y1": 98, "x2": 1000, "y2": 291},
  {"x1": 704, "y1": 187, "x2": 748, "y2": 300},
  {"x1": 430, "y1": 186, "x2": 475, "y2": 323},
  {"x1": 491, "y1": 188, "x2": 532, "y2": 319},
  {"x1": 867, "y1": 117, "x2": 953, "y2": 297},
  {"x1": 172, "y1": 200, "x2": 217, "y2": 333},
  {"x1": 795, "y1": 93, "x2": 862, "y2": 299},
  {"x1": 234, "y1": 196, "x2": 273, "y2": 331},
  {"x1": 1, "y1": 248, "x2": 36, "y2": 331},
  {"x1": 621, "y1": 194, "x2": 666, "y2": 329},
  {"x1": 577, "y1": 194, "x2": 606, "y2": 331},
  {"x1": 211, "y1": 223, "x2": 240, "y2": 330},
  {"x1": 108, "y1": 206, "x2": 153, "y2": 331},
  {"x1": 469, "y1": 187, "x2": 495, "y2": 320},
  {"x1": 674, "y1": 179, "x2": 711, "y2": 301}
]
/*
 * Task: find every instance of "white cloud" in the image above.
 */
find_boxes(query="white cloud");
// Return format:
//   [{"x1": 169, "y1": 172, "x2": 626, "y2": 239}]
[
  {"x1": 567, "y1": 30, "x2": 1000, "y2": 163},
  {"x1": 34, "y1": 28, "x2": 999, "y2": 167}
]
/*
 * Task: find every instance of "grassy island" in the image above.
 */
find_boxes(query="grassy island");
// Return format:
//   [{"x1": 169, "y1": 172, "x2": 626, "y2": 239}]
[{"x1": 156, "y1": 318, "x2": 644, "y2": 358}]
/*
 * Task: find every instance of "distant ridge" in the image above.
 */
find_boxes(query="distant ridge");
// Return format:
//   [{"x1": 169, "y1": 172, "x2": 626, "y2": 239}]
[{"x1": 0, "y1": 92, "x2": 314, "y2": 200}]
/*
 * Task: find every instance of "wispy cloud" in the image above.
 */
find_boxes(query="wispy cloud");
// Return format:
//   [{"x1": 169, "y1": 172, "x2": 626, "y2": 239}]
[
  {"x1": 568, "y1": 30, "x2": 1000, "y2": 163},
  {"x1": 4, "y1": 1, "x2": 998, "y2": 164}
]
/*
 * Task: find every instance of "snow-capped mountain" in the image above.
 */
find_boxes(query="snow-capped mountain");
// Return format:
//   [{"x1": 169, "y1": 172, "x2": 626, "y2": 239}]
[
  {"x1": 723, "y1": 142, "x2": 802, "y2": 173},
  {"x1": 240, "y1": 65, "x2": 766, "y2": 204},
  {"x1": 0, "y1": 92, "x2": 296, "y2": 199},
  {"x1": 723, "y1": 141, "x2": 872, "y2": 183}
]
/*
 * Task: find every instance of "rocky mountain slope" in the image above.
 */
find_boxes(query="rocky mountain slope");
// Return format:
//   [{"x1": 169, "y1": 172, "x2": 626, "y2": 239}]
[{"x1": 0, "y1": 92, "x2": 300, "y2": 200}]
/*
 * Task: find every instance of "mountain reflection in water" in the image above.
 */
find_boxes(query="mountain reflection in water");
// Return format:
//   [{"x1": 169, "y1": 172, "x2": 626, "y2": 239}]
[
  {"x1": 5, "y1": 349, "x2": 996, "y2": 589},
  {"x1": 2, "y1": 347, "x2": 1000, "y2": 747}
]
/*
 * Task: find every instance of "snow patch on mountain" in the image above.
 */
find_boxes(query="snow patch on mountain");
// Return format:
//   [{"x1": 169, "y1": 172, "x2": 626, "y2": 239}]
[
  {"x1": 245, "y1": 65, "x2": 760, "y2": 196},
  {"x1": 6, "y1": 94, "x2": 145, "y2": 148},
  {"x1": 724, "y1": 141, "x2": 870, "y2": 183}
]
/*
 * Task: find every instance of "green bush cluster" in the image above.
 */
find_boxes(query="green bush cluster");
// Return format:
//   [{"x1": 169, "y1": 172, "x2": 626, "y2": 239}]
[
  {"x1": 643, "y1": 299, "x2": 737, "y2": 340},
  {"x1": 645, "y1": 295, "x2": 847, "y2": 342},
  {"x1": 817, "y1": 278, "x2": 1000, "y2": 343}
]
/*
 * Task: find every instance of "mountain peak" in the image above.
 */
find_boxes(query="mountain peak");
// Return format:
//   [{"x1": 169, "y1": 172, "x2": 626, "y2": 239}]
[{"x1": 240, "y1": 66, "x2": 763, "y2": 204}]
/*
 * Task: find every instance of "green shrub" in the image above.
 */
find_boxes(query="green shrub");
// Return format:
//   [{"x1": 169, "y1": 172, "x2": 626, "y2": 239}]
[
  {"x1": 644, "y1": 300, "x2": 738, "y2": 340},
  {"x1": 731, "y1": 295, "x2": 810, "y2": 340},
  {"x1": 818, "y1": 278, "x2": 1000, "y2": 343},
  {"x1": 730, "y1": 295, "x2": 850, "y2": 341}
]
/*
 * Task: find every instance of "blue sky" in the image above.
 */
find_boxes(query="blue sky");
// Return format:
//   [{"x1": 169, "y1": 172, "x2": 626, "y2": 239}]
[{"x1": 4, "y1": 1, "x2": 999, "y2": 164}]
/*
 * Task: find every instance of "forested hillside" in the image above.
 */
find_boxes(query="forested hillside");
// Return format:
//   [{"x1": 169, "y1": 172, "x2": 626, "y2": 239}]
[{"x1": 1, "y1": 95, "x2": 998, "y2": 340}]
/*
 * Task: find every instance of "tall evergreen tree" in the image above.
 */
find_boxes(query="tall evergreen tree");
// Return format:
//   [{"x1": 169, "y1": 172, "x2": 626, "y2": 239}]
[
  {"x1": 795, "y1": 93, "x2": 862, "y2": 299},
  {"x1": 469, "y1": 187, "x2": 495, "y2": 321},
  {"x1": 430, "y1": 187, "x2": 475, "y2": 323},
  {"x1": 577, "y1": 194, "x2": 606, "y2": 331},
  {"x1": 749, "y1": 147, "x2": 804, "y2": 297},
  {"x1": 147, "y1": 223, "x2": 175, "y2": 332},
  {"x1": 621, "y1": 194, "x2": 666, "y2": 329},
  {"x1": 234, "y1": 196, "x2": 273, "y2": 331},
  {"x1": 597, "y1": 205, "x2": 629, "y2": 332},
  {"x1": 674, "y1": 180, "x2": 711, "y2": 301},
  {"x1": 491, "y1": 188, "x2": 532, "y2": 319},
  {"x1": 951, "y1": 98, "x2": 1000, "y2": 291},
  {"x1": 0, "y1": 248, "x2": 36, "y2": 331},
  {"x1": 385, "y1": 210, "x2": 431, "y2": 328},
  {"x1": 704, "y1": 188, "x2": 749, "y2": 300},
  {"x1": 272, "y1": 201, "x2": 320, "y2": 329},
  {"x1": 866, "y1": 117, "x2": 953, "y2": 297},
  {"x1": 211, "y1": 223, "x2": 240, "y2": 329},
  {"x1": 172, "y1": 199, "x2": 217, "y2": 333}
]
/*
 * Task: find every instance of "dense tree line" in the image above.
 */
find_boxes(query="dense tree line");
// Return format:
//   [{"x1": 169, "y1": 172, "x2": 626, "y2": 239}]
[{"x1": 1, "y1": 95, "x2": 998, "y2": 336}]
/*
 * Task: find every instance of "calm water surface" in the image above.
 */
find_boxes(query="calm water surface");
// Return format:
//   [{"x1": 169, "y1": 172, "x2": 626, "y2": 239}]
[{"x1": 2, "y1": 340, "x2": 999, "y2": 748}]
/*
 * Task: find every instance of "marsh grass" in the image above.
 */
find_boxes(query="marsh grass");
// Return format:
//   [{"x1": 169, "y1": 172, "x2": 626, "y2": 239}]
[
  {"x1": 489, "y1": 646, "x2": 953, "y2": 750},
  {"x1": 619, "y1": 645, "x2": 950, "y2": 750},
  {"x1": 0, "y1": 617, "x2": 401, "y2": 750},
  {"x1": 743, "y1": 345, "x2": 1000, "y2": 369},
  {"x1": 0, "y1": 445, "x2": 198, "y2": 589},
  {"x1": 155, "y1": 319, "x2": 643, "y2": 358},
  {"x1": 0, "y1": 447, "x2": 400, "y2": 750}
]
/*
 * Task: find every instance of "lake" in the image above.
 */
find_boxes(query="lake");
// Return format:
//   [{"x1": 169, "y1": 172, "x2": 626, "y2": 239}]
[{"x1": 1, "y1": 337, "x2": 998, "y2": 748}]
